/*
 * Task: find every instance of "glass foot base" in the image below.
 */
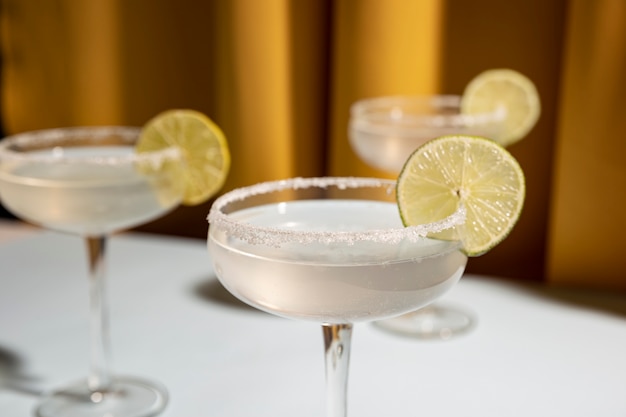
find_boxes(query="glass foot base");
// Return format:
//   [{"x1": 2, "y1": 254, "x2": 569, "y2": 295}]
[
  {"x1": 374, "y1": 303, "x2": 475, "y2": 340},
  {"x1": 36, "y1": 376, "x2": 168, "y2": 417}
]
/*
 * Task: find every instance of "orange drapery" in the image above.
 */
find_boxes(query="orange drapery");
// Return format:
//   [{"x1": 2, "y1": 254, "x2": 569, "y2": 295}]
[
  {"x1": 547, "y1": 0, "x2": 626, "y2": 289},
  {"x1": 1, "y1": 0, "x2": 624, "y2": 289}
]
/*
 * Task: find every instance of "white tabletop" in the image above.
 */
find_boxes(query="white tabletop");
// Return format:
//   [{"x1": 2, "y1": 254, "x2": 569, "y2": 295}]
[{"x1": 1, "y1": 221, "x2": 625, "y2": 416}]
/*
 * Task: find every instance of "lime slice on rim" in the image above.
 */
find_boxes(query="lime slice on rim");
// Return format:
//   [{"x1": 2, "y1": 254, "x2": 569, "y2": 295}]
[
  {"x1": 136, "y1": 109, "x2": 231, "y2": 206},
  {"x1": 461, "y1": 68, "x2": 540, "y2": 147},
  {"x1": 396, "y1": 135, "x2": 525, "y2": 256}
]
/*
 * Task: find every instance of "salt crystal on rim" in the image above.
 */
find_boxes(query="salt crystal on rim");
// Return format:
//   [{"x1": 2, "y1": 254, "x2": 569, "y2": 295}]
[
  {"x1": 207, "y1": 177, "x2": 466, "y2": 247},
  {"x1": 0, "y1": 126, "x2": 181, "y2": 168}
]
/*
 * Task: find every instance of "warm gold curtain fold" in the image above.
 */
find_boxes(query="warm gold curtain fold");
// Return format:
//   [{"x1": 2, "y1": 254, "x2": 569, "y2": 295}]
[
  {"x1": 1, "y1": 0, "x2": 624, "y2": 288},
  {"x1": 547, "y1": 0, "x2": 626, "y2": 290},
  {"x1": 1, "y1": 1, "x2": 123, "y2": 128}
]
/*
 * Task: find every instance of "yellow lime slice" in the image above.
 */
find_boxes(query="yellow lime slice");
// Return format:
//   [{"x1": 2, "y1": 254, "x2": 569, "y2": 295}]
[
  {"x1": 397, "y1": 135, "x2": 525, "y2": 256},
  {"x1": 461, "y1": 68, "x2": 540, "y2": 147},
  {"x1": 136, "y1": 109, "x2": 231, "y2": 206}
]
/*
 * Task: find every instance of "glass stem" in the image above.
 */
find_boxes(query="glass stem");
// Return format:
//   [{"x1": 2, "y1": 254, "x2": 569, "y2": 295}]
[
  {"x1": 322, "y1": 323, "x2": 353, "y2": 417},
  {"x1": 86, "y1": 236, "x2": 112, "y2": 394}
]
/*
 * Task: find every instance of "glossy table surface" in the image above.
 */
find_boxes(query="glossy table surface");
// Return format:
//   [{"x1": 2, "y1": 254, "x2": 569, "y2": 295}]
[{"x1": 1, "y1": 219, "x2": 625, "y2": 416}]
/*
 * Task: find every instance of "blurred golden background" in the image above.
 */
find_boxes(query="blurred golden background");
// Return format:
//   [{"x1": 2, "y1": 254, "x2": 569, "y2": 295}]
[{"x1": 1, "y1": 0, "x2": 624, "y2": 289}]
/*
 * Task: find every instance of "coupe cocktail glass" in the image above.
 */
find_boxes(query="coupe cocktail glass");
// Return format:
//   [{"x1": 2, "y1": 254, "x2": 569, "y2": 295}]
[
  {"x1": 349, "y1": 95, "x2": 505, "y2": 339},
  {"x1": 0, "y1": 126, "x2": 183, "y2": 417},
  {"x1": 207, "y1": 177, "x2": 468, "y2": 417}
]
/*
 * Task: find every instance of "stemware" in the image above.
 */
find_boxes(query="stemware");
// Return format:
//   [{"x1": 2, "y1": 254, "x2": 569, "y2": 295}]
[
  {"x1": 0, "y1": 126, "x2": 183, "y2": 417},
  {"x1": 349, "y1": 95, "x2": 505, "y2": 339},
  {"x1": 207, "y1": 177, "x2": 468, "y2": 417}
]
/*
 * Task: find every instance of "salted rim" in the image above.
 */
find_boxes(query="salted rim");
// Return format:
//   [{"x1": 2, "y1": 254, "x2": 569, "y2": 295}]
[
  {"x1": 349, "y1": 95, "x2": 506, "y2": 137},
  {"x1": 207, "y1": 177, "x2": 466, "y2": 246},
  {"x1": 0, "y1": 126, "x2": 181, "y2": 167}
]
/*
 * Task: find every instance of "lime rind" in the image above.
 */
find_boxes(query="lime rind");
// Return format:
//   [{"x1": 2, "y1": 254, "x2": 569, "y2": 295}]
[
  {"x1": 397, "y1": 135, "x2": 525, "y2": 256},
  {"x1": 461, "y1": 68, "x2": 540, "y2": 147},
  {"x1": 138, "y1": 109, "x2": 231, "y2": 206}
]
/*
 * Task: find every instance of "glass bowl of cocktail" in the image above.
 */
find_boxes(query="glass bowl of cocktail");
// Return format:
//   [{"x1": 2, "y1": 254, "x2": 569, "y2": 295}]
[
  {"x1": 207, "y1": 136, "x2": 525, "y2": 417},
  {"x1": 208, "y1": 177, "x2": 466, "y2": 417},
  {"x1": 0, "y1": 110, "x2": 230, "y2": 417},
  {"x1": 349, "y1": 94, "x2": 505, "y2": 174},
  {"x1": 348, "y1": 69, "x2": 539, "y2": 339}
]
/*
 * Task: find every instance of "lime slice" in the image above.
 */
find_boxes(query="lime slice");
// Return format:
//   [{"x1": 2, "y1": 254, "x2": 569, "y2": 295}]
[
  {"x1": 136, "y1": 109, "x2": 231, "y2": 206},
  {"x1": 397, "y1": 135, "x2": 525, "y2": 256},
  {"x1": 461, "y1": 68, "x2": 540, "y2": 147}
]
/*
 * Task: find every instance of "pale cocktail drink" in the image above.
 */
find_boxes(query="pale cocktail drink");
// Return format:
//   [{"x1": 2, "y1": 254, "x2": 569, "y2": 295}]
[
  {"x1": 207, "y1": 177, "x2": 467, "y2": 417},
  {"x1": 0, "y1": 126, "x2": 182, "y2": 417},
  {"x1": 348, "y1": 95, "x2": 505, "y2": 339},
  {"x1": 210, "y1": 200, "x2": 466, "y2": 323},
  {"x1": 0, "y1": 146, "x2": 182, "y2": 236},
  {"x1": 349, "y1": 95, "x2": 504, "y2": 173}
]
